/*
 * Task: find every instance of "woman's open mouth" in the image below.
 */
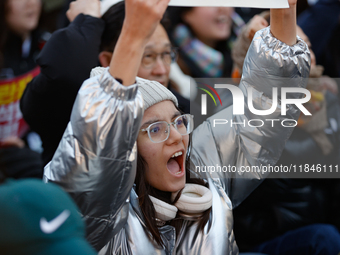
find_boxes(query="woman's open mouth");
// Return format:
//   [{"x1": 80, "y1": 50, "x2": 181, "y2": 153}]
[{"x1": 167, "y1": 150, "x2": 185, "y2": 177}]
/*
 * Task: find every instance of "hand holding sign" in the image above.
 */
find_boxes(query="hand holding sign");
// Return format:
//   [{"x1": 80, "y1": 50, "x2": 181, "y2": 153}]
[
  {"x1": 123, "y1": 0, "x2": 170, "y2": 43},
  {"x1": 271, "y1": 0, "x2": 298, "y2": 45},
  {"x1": 109, "y1": 0, "x2": 170, "y2": 85}
]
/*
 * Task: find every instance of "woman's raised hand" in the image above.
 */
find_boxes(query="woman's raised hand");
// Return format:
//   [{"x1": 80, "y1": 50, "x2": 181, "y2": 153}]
[
  {"x1": 109, "y1": 0, "x2": 170, "y2": 86},
  {"x1": 123, "y1": 0, "x2": 170, "y2": 43},
  {"x1": 270, "y1": 0, "x2": 298, "y2": 46}
]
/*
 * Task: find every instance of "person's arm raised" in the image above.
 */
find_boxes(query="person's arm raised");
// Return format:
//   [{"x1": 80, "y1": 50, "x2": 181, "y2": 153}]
[
  {"x1": 109, "y1": 0, "x2": 170, "y2": 85},
  {"x1": 270, "y1": 0, "x2": 297, "y2": 46}
]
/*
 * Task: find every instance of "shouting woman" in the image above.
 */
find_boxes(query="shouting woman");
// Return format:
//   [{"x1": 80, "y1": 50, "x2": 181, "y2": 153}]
[{"x1": 44, "y1": 0, "x2": 310, "y2": 254}]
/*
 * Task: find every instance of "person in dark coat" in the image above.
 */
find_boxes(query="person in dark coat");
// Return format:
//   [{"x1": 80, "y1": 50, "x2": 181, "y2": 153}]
[{"x1": 0, "y1": 0, "x2": 44, "y2": 180}]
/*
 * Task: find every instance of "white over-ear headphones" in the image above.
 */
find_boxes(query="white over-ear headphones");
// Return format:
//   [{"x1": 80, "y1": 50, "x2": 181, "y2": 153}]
[
  {"x1": 149, "y1": 196, "x2": 178, "y2": 222},
  {"x1": 149, "y1": 184, "x2": 212, "y2": 223},
  {"x1": 172, "y1": 184, "x2": 212, "y2": 214}
]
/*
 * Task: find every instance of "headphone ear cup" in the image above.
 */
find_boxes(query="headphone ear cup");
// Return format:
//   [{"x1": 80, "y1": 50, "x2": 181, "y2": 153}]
[
  {"x1": 149, "y1": 184, "x2": 212, "y2": 222},
  {"x1": 149, "y1": 196, "x2": 178, "y2": 221},
  {"x1": 172, "y1": 184, "x2": 212, "y2": 214}
]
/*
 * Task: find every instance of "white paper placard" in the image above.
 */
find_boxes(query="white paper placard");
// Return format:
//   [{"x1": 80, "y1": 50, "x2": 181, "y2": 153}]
[
  {"x1": 101, "y1": 0, "x2": 289, "y2": 15},
  {"x1": 168, "y1": 0, "x2": 289, "y2": 8}
]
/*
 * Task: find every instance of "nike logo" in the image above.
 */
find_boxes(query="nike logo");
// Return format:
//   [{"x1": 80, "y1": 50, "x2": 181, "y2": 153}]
[{"x1": 40, "y1": 209, "x2": 70, "y2": 234}]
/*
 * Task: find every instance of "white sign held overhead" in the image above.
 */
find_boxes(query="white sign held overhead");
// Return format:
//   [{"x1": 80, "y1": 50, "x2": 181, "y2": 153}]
[
  {"x1": 168, "y1": 0, "x2": 289, "y2": 8},
  {"x1": 100, "y1": 0, "x2": 289, "y2": 15}
]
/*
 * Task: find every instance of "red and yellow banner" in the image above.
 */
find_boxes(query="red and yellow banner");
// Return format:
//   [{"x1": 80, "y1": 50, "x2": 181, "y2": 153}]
[{"x1": 0, "y1": 67, "x2": 40, "y2": 140}]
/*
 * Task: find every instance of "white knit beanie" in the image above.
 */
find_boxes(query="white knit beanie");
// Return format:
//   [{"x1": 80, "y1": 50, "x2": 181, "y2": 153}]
[{"x1": 90, "y1": 67, "x2": 178, "y2": 110}]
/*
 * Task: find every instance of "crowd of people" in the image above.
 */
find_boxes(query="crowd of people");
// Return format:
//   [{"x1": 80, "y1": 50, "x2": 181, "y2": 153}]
[{"x1": 1, "y1": 0, "x2": 340, "y2": 254}]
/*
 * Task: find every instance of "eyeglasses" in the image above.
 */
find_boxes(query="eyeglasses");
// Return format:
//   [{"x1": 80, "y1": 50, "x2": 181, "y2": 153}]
[
  {"x1": 140, "y1": 114, "x2": 194, "y2": 143},
  {"x1": 141, "y1": 47, "x2": 178, "y2": 69}
]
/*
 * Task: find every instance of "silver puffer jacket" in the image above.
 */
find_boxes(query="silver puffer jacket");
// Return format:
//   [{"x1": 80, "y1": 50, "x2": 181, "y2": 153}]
[{"x1": 44, "y1": 27, "x2": 310, "y2": 255}]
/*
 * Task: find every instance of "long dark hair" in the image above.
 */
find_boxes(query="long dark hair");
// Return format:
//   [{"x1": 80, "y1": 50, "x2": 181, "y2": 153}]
[{"x1": 135, "y1": 122, "x2": 211, "y2": 247}]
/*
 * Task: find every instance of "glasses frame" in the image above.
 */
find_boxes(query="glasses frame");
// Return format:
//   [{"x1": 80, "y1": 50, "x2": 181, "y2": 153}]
[
  {"x1": 141, "y1": 47, "x2": 178, "y2": 69},
  {"x1": 140, "y1": 114, "x2": 194, "y2": 143}
]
